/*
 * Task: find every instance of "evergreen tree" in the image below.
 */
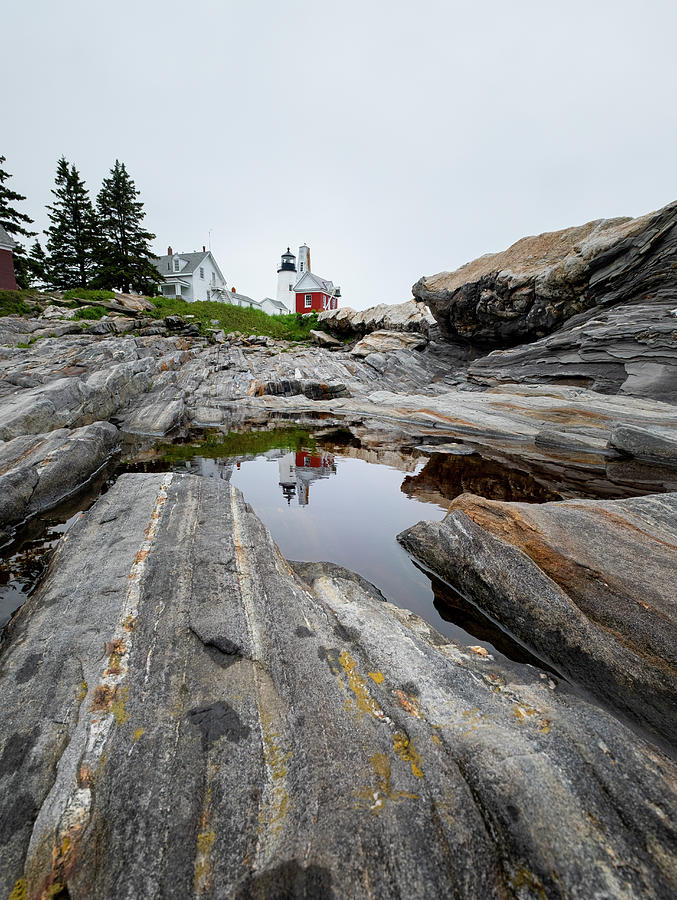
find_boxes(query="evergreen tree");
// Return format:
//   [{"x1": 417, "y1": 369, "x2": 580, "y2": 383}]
[
  {"x1": 93, "y1": 160, "x2": 160, "y2": 294},
  {"x1": 0, "y1": 154, "x2": 37, "y2": 289},
  {"x1": 45, "y1": 156, "x2": 97, "y2": 290},
  {"x1": 26, "y1": 239, "x2": 49, "y2": 288}
]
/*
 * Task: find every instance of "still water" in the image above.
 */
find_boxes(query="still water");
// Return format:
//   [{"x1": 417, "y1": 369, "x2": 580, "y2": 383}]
[
  {"x1": 168, "y1": 444, "x2": 547, "y2": 664},
  {"x1": 1, "y1": 433, "x2": 551, "y2": 668}
]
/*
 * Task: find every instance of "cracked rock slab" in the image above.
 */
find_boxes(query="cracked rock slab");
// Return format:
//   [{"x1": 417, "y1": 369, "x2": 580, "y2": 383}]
[{"x1": 0, "y1": 474, "x2": 675, "y2": 898}]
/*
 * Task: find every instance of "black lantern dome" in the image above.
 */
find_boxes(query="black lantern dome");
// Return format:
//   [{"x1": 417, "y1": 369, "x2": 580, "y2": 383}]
[{"x1": 278, "y1": 247, "x2": 297, "y2": 273}]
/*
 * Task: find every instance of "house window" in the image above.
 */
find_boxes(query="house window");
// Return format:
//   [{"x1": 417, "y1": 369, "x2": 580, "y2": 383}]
[
  {"x1": 305, "y1": 294, "x2": 312, "y2": 308},
  {"x1": 289, "y1": 283, "x2": 293, "y2": 291},
  {"x1": 173, "y1": 258, "x2": 180, "y2": 272},
  {"x1": 212, "y1": 272, "x2": 216, "y2": 285},
  {"x1": 200, "y1": 267, "x2": 205, "y2": 279},
  {"x1": 300, "y1": 262, "x2": 304, "y2": 272}
]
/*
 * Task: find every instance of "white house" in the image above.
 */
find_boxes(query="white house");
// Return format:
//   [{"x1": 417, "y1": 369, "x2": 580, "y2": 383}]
[
  {"x1": 153, "y1": 245, "x2": 228, "y2": 302},
  {"x1": 261, "y1": 297, "x2": 289, "y2": 316},
  {"x1": 226, "y1": 288, "x2": 262, "y2": 310}
]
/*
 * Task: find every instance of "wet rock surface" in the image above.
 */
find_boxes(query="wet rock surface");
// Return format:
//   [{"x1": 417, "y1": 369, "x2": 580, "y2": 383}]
[
  {"x1": 399, "y1": 491, "x2": 677, "y2": 751},
  {"x1": 414, "y1": 200, "x2": 677, "y2": 348},
  {"x1": 1, "y1": 474, "x2": 675, "y2": 898}
]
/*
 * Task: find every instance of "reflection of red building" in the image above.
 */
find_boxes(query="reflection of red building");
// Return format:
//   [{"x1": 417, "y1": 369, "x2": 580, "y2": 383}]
[
  {"x1": 295, "y1": 452, "x2": 334, "y2": 469},
  {"x1": 279, "y1": 450, "x2": 336, "y2": 505}
]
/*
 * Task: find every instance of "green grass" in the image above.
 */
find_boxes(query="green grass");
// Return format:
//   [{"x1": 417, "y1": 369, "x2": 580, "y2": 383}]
[
  {"x1": 63, "y1": 288, "x2": 116, "y2": 302},
  {"x1": 142, "y1": 427, "x2": 317, "y2": 465},
  {"x1": 0, "y1": 291, "x2": 32, "y2": 317},
  {"x1": 148, "y1": 296, "x2": 319, "y2": 341},
  {"x1": 74, "y1": 305, "x2": 107, "y2": 320}
]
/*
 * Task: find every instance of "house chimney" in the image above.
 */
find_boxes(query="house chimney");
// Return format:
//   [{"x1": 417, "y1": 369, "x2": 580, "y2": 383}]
[
  {"x1": 231, "y1": 286, "x2": 236, "y2": 293},
  {"x1": 203, "y1": 245, "x2": 206, "y2": 253},
  {"x1": 168, "y1": 246, "x2": 172, "y2": 256}
]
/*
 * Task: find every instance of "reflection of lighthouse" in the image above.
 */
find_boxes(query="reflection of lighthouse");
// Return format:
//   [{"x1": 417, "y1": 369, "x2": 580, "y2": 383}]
[
  {"x1": 277, "y1": 450, "x2": 336, "y2": 506},
  {"x1": 278, "y1": 453, "x2": 297, "y2": 504}
]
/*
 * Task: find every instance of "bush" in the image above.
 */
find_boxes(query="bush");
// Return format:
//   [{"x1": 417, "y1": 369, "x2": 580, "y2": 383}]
[
  {"x1": 74, "y1": 305, "x2": 107, "y2": 320},
  {"x1": 63, "y1": 288, "x2": 115, "y2": 302},
  {"x1": 0, "y1": 291, "x2": 32, "y2": 317}
]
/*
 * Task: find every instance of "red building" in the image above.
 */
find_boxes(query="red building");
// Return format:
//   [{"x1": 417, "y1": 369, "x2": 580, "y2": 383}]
[
  {"x1": 294, "y1": 271, "x2": 340, "y2": 314},
  {"x1": 0, "y1": 225, "x2": 18, "y2": 292}
]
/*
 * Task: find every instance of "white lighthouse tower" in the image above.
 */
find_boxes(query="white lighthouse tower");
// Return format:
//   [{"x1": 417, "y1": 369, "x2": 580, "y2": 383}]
[{"x1": 276, "y1": 248, "x2": 297, "y2": 307}]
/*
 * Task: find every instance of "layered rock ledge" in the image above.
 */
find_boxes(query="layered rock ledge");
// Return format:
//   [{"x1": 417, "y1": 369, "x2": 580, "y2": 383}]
[{"x1": 1, "y1": 474, "x2": 676, "y2": 898}]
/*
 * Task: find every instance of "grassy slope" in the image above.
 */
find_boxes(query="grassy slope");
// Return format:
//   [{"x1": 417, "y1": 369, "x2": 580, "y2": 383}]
[
  {"x1": 1, "y1": 289, "x2": 324, "y2": 343},
  {"x1": 149, "y1": 296, "x2": 319, "y2": 341}
]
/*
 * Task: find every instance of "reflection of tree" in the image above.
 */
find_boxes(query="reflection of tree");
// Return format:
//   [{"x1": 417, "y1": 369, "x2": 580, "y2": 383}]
[
  {"x1": 278, "y1": 451, "x2": 336, "y2": 506},
  {"x1": 401, "y1": 453, "x2": 561, "y2": 507}
]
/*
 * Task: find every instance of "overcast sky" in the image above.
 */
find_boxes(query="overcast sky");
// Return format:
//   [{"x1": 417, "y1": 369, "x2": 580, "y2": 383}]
[{"x1": 5, "y1": 0, "x2": 677, "y2": 309}]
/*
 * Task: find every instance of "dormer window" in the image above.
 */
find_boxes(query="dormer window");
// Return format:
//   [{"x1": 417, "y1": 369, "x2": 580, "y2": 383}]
[{"x1": 173, "y1": 258, "x2": 180, "y2": 272}]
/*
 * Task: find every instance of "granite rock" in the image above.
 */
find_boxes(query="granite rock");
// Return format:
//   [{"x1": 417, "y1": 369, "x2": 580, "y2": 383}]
[
  {"x1": 351, "y1": 330, "x2": 428, "y2": 358},
  {"x1": 309, "y1": 329, "x2": 342, "y2": 349},
  {"x1": 318, "y1": 299, "x2": 436, "y2": 337}
]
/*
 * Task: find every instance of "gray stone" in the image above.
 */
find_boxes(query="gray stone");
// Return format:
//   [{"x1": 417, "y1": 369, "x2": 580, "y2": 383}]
[
  {"x1": 608, "y1": 423, "x2": 677, "y2": 465},
  {"x1": 1, "y1": 474, "x2": 675, "y2": 898},
  {"x1": 309, "y1": 329, "x2": 341, "y2": 348},
  {"x1": 39, "y1": 305, "x2": 77, "y2": 320}
]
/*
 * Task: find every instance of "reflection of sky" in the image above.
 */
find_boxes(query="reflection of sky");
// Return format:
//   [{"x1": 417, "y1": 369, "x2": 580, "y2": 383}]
[{"x1": 230, "y1": 454, "x2": 491, "y2": 648}]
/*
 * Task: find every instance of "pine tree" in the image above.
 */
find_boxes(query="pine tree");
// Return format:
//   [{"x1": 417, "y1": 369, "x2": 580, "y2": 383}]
[
  {"x1": 45, "y1": 157, "x2": 97, "y2": 290},
  {"x1": 93, "y1": 160, "x2": 160, "y2": 294},
  {"x1": 0, "y1": 154, "x2": 37, "y2": 289},
  {"x1": 26, "y1": 240, "x2": 49, "y2": 288}
]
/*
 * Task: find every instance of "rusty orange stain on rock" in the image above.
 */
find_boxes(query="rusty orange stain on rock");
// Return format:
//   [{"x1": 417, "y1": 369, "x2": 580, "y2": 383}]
[{"x1": 394, "y1": 690, "x2": 423, "y2": 719}]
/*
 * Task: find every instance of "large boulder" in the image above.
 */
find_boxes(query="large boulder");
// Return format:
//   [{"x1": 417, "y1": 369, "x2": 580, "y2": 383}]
[
  {"x1": 1, "y1": 474, "x2": 675, "y2": 898},
  {"x1": 318, "y1": 299, "x2": 435, "y2": 337},
  {"x1": 399, "y1": 491, "x2": 677, "y2": 750},
  {"x1": 414, "y1": 200, "x2": 677, "y2": 347}
]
